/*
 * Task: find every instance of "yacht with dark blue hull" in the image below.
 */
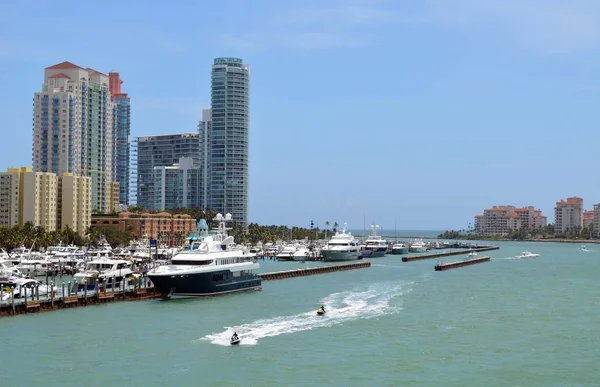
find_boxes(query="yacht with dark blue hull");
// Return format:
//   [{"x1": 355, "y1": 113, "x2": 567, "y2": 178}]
[{"x1": 148, "y1": 213, "x2": 261, "y2": 299}]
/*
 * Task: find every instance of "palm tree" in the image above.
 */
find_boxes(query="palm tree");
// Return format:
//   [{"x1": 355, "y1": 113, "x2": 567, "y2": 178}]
[
  {"x1": 325, "y1": 221, "x2": 330, "y2": 240},
  {"x1": 333, "y1": 222, "x2": 339, "y2": 233}
]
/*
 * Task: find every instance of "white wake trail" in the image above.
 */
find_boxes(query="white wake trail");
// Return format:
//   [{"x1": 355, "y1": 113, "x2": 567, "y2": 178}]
[{"x1": 202, "y1": 281, "x2": 414, "y2": 346}]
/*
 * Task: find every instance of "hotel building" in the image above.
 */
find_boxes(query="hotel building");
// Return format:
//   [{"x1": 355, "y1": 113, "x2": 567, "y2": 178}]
[
  {"x1": 474, "y1": 205, "x2": 547, "y2": 236},
  {"x1": 57, "y1": 173, "x2": 92, "y2": 234},
  {"x1": 32, "y1": 61, "x2": 117, "y2": 213},
  {"x1": 554, "y1": 197, "x2": 583, "y2": 235},
  {"x1": 0, "y1": 167, "x2": 91, "y2": 233},
  {"x1": 90, "y1": 211, "x2": 197, "y2": 246}
]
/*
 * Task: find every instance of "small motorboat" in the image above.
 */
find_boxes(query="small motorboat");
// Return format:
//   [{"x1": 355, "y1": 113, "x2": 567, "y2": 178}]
[
  {"x1": 516, "y1": 251, "x2": 540, "y2": 259},
  {"x1": 230, "y1": 335, "x2": 241, "y2": 345},
  {"x1": 317, "y1": 307, "x2": 325, "y2": 316}
]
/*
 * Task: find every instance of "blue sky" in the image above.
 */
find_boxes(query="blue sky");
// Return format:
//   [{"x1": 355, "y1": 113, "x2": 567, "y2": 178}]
[{"x1": 1, "y1": 0, "x2": 599, "y2": 230}]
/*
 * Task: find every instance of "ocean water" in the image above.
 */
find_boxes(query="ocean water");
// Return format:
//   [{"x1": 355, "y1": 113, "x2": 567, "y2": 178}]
[{"x1": 1, "y1": 241, "x2": 598, "y2": 386}]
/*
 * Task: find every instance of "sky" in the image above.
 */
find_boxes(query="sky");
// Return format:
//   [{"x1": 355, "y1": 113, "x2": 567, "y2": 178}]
[{"x1": 1, "y1": 0, "x2": 600, "y2": 231}]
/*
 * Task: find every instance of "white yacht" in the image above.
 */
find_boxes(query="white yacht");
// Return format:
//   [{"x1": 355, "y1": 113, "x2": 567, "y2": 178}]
[
  {"x1": 409, "y1": 239, "x2": 428, "y2": 253},
  {"x1": 516, "y1": 251, "x2": 540, "y2": 259},
  {"x1": 0, "y1": 277, "x2": 55, "y2": 300},
  {"x1": 391, "y1": 242, "x2": 409, "y2": 255},
  {"x1": 86, "y1": 235, "x2": 113, "y2": 257},
  {"x1": 15, "y1": 258, "x2": 54, "y2": 276},
  {"x1": 73, "y1": 259, "x2": 135, "y2": 292},
  {"x1": 362, "y1": 224, "x2": 388, "y2": 258},
  {"x1": 291, "y1": 245, "x2": 312, "y2": 261},
  {"x1": 147, "y1": 213, "x2": 261, "y2": 299},
  {"x1": 321, "y1": 223, "x2": 362, "y2": 261},
  {"x1": 45, "y1": 243, "x2": 80, "y2": 259},
  {"x1": 276, "y1": 244, "x2": 300, "y2": 261}
]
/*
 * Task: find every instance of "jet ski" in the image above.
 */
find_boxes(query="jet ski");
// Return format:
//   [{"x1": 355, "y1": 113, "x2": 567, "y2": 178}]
[
  {"x1": 230, "y1": 335, "x2": 241, "y2": 345},
  {"x1": 316, "y1": 307, "x2": 325, "y2": 316}
]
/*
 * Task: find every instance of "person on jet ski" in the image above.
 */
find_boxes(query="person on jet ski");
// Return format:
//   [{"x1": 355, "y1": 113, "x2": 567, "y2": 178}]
[
  {"x1": 232, "y1": 332, "x2": 239, "y2": 340},
  {"x1": 319, "y1": 305, "x2": 325, "y2": 312}
]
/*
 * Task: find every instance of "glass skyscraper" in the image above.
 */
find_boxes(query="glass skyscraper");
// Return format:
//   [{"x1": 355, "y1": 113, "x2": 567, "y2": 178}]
[
  {"x1": 109, "y1": 71, "x2": 131, "y2": 205},
  {"x1": 202, "y1": 57, "x2": 250, "y2": 226},
  {"x1": 136, "y1": 133, "x2": 200, "y2": 210}
]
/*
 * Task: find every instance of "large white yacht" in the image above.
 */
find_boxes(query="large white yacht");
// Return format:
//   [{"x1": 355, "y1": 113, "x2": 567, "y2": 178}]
[
  {"x1": 276, "y1": 244, "x2": 300, "y2": 261},
  {"x1": 391, "y1": 242, "x2": 409, "y2": 255},
  {"x1": 321, "y1": 223, "x2": 362, "y2": 261},
  {"x1": 73, "y1": 259, "x2": 135, "y2": 292},
  {"x1": 362, "y1": 224, "x2": 388, "y2": 258},
  {"x1": 409, "y1": 239, "x2": 428, "y2": 253},
  {"x1": 147, "y1": 213, "x2": 261, "y2": 299}
]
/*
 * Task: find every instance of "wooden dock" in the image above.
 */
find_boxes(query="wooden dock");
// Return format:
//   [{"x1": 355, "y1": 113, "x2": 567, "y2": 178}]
[
  {"x1": 261, "y1": 261, "x2": 371, "y2": 281},
  {"x1": 434, "y1": 256, "x2": 491, "y2": 271},
  {"x1": 402, "y1": 246, "x2": 499, "y2": 262},
  {"x1": 0, "y1": 262, "x2": 371, "y2": 318}
]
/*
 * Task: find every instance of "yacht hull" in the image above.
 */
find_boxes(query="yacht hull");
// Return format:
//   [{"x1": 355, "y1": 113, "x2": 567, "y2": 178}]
[
  {"x1": 291, "y1": 255, "x2": 310, "y2": 261},
  {"x1": 321, "y1": 250, "x2": 362, "y2": 262},
  {"x1": 362, "y1": 248, "x2": 387, "y2": 258},
  {"x1": 391, "y1": 248, "x2": 409, "y2": 255},
  {"x1": 149, "y1": 270, "x2": 262, "y2": 299}
]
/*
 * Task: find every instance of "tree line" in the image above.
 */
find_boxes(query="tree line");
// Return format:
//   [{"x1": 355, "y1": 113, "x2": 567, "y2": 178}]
[
  {"x1": 438, "y1": 223, "x2": 594, "y2": 240},
  {"x1": 0, "y1": 206, "x2": 346, "y2": 252}
]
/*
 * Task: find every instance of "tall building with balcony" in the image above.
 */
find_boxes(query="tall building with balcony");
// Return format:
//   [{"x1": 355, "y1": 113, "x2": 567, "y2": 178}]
[
  {"x1": 203, "y1": 57, "x2": 250, "y2": 226},
  {"x1": 152, "y1": 157, "x2": 199, "y2": 211},
  {"x1": 554, "y1": 197, "x2": 584, "y2": 235},
  {"x1": 109, "y1": 71, "x2": 131, "y2": 206},
  {"x1": 32, "y1": 61, "x2": 116, "y2": 213},
  {"x1": 475, "y1": 205, "x2": 547, "y2": 236},
  {"x1": 135, "y1": 133, "x2": 200, "y2": 209}
]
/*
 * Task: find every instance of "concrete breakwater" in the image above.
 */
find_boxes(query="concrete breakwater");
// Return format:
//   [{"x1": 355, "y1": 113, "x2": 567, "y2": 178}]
[
  {"x1": 434, "y1": 256, "x2": 491, "y2": 271},
  {"x1": 401, "y1": 246, "x2": 499, "y2": 262},
  {"x1": 261, "y1": 261, "x2": 371, "y2": 281},
  {"x1": 0, "y1": 261, "x2": 371, "y2": 318}
]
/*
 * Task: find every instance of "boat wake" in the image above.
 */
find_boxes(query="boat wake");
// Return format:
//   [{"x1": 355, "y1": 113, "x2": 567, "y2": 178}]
[{"x1": 202, "y1": 281, "x2": 414, "y2": 346}]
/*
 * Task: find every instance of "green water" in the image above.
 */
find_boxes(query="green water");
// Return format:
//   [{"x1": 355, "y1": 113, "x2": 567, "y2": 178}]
[{"x1": 1, "y1": 241, "x2": 598, "y2": 386}]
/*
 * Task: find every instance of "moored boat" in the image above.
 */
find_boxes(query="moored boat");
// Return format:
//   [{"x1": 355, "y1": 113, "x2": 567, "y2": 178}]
[{"x1": 147, "y1": 213, "x2": 261, "y2": 299}]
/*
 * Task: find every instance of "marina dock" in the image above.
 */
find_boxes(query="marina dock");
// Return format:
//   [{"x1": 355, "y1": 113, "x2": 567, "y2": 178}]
[
  {"x1": 0, "y1": 280, "x2": 160, "y2": 317},
  {"x1": 261, "y1": 261, "x2": 371, "y2": 281},
  {"x1": 434, "y1": 256, "x2": 491, "y2": 271},
  {"x1": 0, "y1": 262, "x2": 371, "y2": 317},
  {"x1": 401, "y1": 246, "x2": 499, "y2": 262}
]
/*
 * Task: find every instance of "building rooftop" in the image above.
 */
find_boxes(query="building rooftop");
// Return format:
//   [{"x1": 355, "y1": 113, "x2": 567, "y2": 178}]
[
  {"x1": 48, "y1": 73, "x2": 71, "y2": 79},
  {"x1": 45, "y1": 61, "x2": 83, "y2": 70}
]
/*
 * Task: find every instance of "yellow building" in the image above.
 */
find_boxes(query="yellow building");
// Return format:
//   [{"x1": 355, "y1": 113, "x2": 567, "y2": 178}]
[
  {"x1": 0, "y1": 167, "x2": 58, "y2": 230},
  {"x1": 58, "y1": 173, "x2": 92, "y2": 234},
  {"x1": 0, "y1": 167, "x2": 92, "y2": 233},
  {"x1": 109, "y1": 181, "x2": 120, "y2": 214}
]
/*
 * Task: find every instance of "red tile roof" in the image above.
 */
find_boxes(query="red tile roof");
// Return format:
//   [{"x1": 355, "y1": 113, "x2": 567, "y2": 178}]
[
  {"x1": 45, "y1": 61, "x2": 82, "y2": 70},
  {"x1": 48, "y1": 73, "x2": 70, "y2": 79},
  {"x1": 86, "y1": 67, "x2": 107, "y2": 76}
]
